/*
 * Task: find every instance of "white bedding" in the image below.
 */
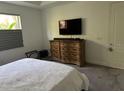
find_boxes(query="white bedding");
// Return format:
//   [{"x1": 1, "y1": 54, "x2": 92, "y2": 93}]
[{"x1": 0, "y1": 58, "x2": 89, "y2": 91}]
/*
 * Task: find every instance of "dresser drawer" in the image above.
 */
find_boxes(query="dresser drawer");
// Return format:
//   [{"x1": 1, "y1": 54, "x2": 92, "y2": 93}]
[
  {"x1": 69, "y1": 43, "x2": 80, "y2": 48},
  {"x1": 61, "y1": 41, "x2": 80, "y2": 47}
]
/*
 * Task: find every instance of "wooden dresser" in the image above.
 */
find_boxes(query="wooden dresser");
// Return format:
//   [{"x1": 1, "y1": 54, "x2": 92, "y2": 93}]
[{"x1": 50, "y1": 38, "x2": 85, "y2": 66}]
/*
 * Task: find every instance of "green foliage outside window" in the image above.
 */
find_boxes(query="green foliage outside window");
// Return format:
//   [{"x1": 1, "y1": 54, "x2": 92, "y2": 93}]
[
  {"x1": 0, "y1": 22, "x2": 16, "y2": 30},
  {"x1": 0, "y1": 14, "x2": 22, "y2": 30}
]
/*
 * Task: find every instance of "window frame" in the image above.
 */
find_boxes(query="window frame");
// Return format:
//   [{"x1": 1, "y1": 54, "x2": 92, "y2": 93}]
[{"x1": 0, "y1": 13, "x2": 22, "y2": 31}]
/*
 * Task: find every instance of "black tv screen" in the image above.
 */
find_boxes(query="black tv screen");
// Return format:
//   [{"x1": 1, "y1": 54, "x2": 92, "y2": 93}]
[{"x1": 59, "y1": 18, "x2": 82, "y2": 35}]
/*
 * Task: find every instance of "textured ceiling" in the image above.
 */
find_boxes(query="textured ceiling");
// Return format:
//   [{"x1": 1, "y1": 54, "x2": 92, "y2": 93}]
[{"x1": 24, "y1": 1, "x2": 42, "y2": 5}]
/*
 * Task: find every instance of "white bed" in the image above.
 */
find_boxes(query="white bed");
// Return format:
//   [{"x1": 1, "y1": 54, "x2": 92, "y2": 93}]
[{"x1": 0, "y1": 58, "x2": 89, "y2": 91}]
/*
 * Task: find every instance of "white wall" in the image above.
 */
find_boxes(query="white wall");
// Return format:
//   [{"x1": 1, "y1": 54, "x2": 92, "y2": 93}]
[
  {"x1": 41, "y1": 2, "x2": 118, "y2": 68},
  {"x1": 0, "y1": 2, "x2": 43, "y2": 65}
]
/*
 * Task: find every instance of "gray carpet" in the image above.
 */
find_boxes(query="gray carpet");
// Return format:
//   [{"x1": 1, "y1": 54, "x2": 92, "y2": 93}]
[{"x1": 70, "y1": 64, "x2": 124, "y2": 91}]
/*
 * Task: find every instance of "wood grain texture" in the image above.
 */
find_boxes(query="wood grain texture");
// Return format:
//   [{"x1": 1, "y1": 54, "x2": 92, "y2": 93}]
[{"x1": 50, "y1": 38, "x2": 85, "y2": 66}]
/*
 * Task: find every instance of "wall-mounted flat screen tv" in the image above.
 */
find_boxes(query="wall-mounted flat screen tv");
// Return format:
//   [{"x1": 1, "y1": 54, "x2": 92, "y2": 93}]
[{"x1": 59, "y1": 18, "x2": 82, "y2": 35}]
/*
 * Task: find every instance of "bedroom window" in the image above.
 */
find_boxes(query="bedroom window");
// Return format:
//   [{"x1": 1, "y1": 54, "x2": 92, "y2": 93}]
[
  {"x1": 0, "y1": 14, "x2": 22, "y2": 30},
  {"x1": 0, "y1": 13, "x2": 23, "y2": 51}
]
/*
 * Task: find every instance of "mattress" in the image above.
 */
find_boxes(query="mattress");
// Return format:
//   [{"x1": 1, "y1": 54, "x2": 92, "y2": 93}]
[{"x1": 0, "y1": 58, "x2": 89, "y2": 91}]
